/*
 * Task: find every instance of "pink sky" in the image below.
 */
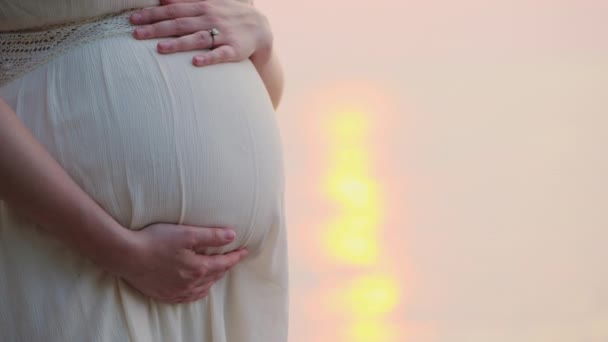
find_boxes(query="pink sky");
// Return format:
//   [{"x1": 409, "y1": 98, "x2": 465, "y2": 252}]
[{"x1": 257, "y1": 0, "x2": 608, "y2": 340}]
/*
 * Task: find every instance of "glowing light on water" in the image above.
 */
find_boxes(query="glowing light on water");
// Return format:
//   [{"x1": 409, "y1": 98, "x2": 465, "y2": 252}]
[
  {"x1": 345, "y1": 275, "x2": 401, "y2": 317},
  {"x1": 323, "y1": 106, "x2": 382, "y2": 265},
  {"x1": 349, "y1": 320, "x2": 399, "y2": 342},
  {"x1": 328, "y1": 175, "x2": 379, "y2": 208},
  {"x1": 324, "y1": 215, "x2": 379, "y2": 265},
  {"x1": 315, "y1": 82, "x2": 403, "y2": 342}
]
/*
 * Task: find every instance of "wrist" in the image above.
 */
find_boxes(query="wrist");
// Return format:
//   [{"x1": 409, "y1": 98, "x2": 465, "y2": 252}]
[
  {"x1": 86, "y1": 219, "x2": 141, "y2": 277},
  {"x1": 251, "y1": 47, "x2": 272, "y2": 69},
  {"x1": 251, "y1": 40, "x2": 274, "y2": 72},
  {"x1": 250, "y1": 14, "x2": 273, "y2": 66}
]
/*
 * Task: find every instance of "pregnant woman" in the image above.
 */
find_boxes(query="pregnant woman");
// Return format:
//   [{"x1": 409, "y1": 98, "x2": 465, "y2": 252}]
[{"x1": 0, "y1": 0, "x2": 287, "y2": 341}]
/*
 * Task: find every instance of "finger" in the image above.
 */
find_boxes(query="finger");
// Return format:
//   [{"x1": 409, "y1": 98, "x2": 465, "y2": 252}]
[
  {"x1": 176, "y1": 280, "x2": 214, "y2": 303},
  {"x1": 181, "y1": 287, "x2": 211, "y2": 303},
  {"x1": 131, "y1": 3, "x2": 206, "y2": 25},
  {"x1": 161, "y1": 0, "x2": 201, "y2": 5},
  {"x1": 157, "y1": 30, "x2": 212, "y2": 54},
  {"x1": 163, "y1": 294, "x2": 187, "y2": 304},
  {"x1": 186, "y1": 226, "x2": 236, "y2": 249},
  {"x1": 170, "y1": 295, "x2": 188, "y2": 304},
  {"x1": 168, "y1": 252, "x2": 243, "y2": 303},
  {"x1": 213, "y1": 270, "x2": 227, "y2": 281},
  {"x1": 133, "y1": 17, "x2": 204, "y2": 39},
  {"x1": 190, "y1": 269, "x2": 226, "y2": 290},
  {"x1": 200, "y1": 248, "x2": 248, "y2": 273},
  {"x1": 192, "y1": 46, "x2": 238, "y2": 67},
  {"x1": 191, "y1": 289, "x2": 211, "y2": 302},
  {"x1": 165, "y1": 284, "x2": 205, "y2": 303}
]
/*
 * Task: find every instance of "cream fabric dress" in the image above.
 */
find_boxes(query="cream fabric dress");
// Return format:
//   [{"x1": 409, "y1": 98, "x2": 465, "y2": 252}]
[{"x1": 0, "y1": 1, "x2": 288, "y2": 341}]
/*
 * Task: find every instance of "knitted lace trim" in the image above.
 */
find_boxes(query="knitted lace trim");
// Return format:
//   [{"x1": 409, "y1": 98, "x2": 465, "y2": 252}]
[{"x1": 0, "y1": 10, "x2": 135, "y2": 87}]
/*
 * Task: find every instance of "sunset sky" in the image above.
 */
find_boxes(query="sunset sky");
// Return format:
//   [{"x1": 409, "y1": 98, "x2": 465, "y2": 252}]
[{"x1": 257, "y1": 0, "x2": 608, "y2": 341}]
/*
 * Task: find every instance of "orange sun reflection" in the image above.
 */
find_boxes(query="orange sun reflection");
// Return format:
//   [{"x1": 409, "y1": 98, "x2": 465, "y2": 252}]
[
  {"x1": 323, "y1": 105, "x2": 382, "y2": 265},
  {"x1": 349, "y1": 320, "x2": 400, "y2": 342},
  {"x1": 305, "y1": 81, "x2": 405, "y2": 342},
  {"x1": 324, "y1": 216, "x2": 379, "y2": 265},
  {"x1": 344, "y1": 274, "x2": 401, "y2": 317}
]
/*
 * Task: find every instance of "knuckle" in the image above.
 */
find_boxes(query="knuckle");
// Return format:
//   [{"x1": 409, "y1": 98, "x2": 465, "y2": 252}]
[
  {"x1": 172, "y1": 39, "x2": 185, "y2": 51},
  {"x1": 213, "y1": 262, "x2": 226, "y2": 273},
  {"x1": 218, "y1": 261, "x2": 230, "y2": 273},
  {"x1": 201, "y1": 265, "x2": 213, "y2": 278},
  {"x1": 174, "y1": 18, "x2": 191, "y2": 32},
  {"x1": 145, "y1": 10, "x2": 160, "y2": 23},
  {"x1": 195, "y1": 2, "x2": 209, "y2": 12},
  {"x1": 206, "y1": 15, "x2": 219, "y2": 27},
  {"x1": 212, "y1": 229, "x2": 224, "y2": 243},
  {"x1": 183, "y1": 284, "x2": 196, "y2": 294},
  {"x1": 178, "y1": 282, "x2": 191, "y2": 293},
  {"x1": 230, "y1": 253, "x2": 241, "y2": 264},
  {"x1": 165, "y1": 5, "x2": 179, "y2": 18},
  {"x1": 180, "y1": 228, "x2": 196, "y2": 245},
  {"x1": 177, "y1": 268, "x2": 191, "y2": 281},
  {"x1": 181, "y1": 268, "x2": 195, "y2": 281},
  {"x1": 197, "y1": 259, "x2": 211, "y2": 274},
  {"x1": 226, "y1": 49, "x2": 237, "y2": 61},
  {"x1": 217, "y1": 49, "x2": 227, "y2": 60},
  {"x1": 211, "y1": 261, "x2": 225, "y2": 274},
  {"x1": 149, "y1": 25, "x2": 162, "y2": 37},
  {"x1": 191, "y1": 267, "x2": 205, "y2": 278},
  {"x1": 196, "y1": 31, "x2": 209, "y2": 45}
]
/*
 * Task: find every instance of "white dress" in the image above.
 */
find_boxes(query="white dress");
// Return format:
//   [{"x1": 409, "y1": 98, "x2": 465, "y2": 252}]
[{"x1": 0, "y1": 1, "x2": 288, "y2": 341}]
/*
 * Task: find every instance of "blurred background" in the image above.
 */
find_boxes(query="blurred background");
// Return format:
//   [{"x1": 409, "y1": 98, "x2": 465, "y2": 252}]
[{"x1": 257, "y1": 0, "x2": 608, "y2": 341}]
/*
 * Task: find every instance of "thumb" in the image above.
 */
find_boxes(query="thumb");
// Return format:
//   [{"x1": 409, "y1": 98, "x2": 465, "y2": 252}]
[
  {"x1": 182, "y1": 226, "x2": 236, "y2": 248},
  {"x1": 161, "y1": 0, "x2": 200, "y2": 4}
]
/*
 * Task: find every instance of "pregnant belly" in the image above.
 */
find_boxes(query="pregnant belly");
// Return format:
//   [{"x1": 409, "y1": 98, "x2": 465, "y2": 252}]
[{"x1": 5, "y1": 36, "x2": 284, "y2": 254}]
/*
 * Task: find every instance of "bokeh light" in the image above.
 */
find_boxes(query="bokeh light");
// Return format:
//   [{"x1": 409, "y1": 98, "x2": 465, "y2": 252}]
[
  {"x1": 313, "y1": 86, "x2": 403, "y2": 342},
  {"x1": 349, "y1": 320, "x2": 400, "y2": 342},
  {"x1": 344, "y1": 274, "x2": 401, "y2": 317},
  {"x1": 323, "y1": 104, "x2": 383, "y2": 265}
]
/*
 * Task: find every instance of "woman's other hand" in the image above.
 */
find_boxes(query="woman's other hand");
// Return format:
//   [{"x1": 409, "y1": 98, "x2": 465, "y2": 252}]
[
  {"x1": 118, "y1": 223, "x2": 248, "y2": 304},
  {"x1": 130, "y1": 0, "x2": 273, "y2": 67}
]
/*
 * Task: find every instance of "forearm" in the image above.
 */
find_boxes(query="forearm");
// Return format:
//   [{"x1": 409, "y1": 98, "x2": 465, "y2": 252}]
[
  {"x1": 251, "y1": 48, "x2": 284, "y2": 110},
  {"x1": 0, "y1": 98, "x2": 133, "y2": 273}
]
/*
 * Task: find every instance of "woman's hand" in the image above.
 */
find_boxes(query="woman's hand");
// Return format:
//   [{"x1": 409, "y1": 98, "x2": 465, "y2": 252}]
[
  {"x1": 130, "y1": 0, "x2": 273, "y2": 67},
  {"x1": 117, "y1": 223, "x2": 248, "y2": 304},
  {"x1": 130, "y1": 0, "x2": 284, "y2": 108}
]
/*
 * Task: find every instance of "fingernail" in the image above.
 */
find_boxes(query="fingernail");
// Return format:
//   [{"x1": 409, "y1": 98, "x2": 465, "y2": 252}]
[
  {"x1": 193, "y1": 56, "x2": 205, "y2": 66},
  {"x1": 131, "y1": 13, "x2": 142, "y2": 23},
  {"x1": 134, "y1": 27, "x2": 148, "y2": 39},
  {"x1": 158, "y1": 41, "x2": 174, "y2": 51},
  {"x1": 224, "y1": 230, "x2": 235, "y2": 240}
]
